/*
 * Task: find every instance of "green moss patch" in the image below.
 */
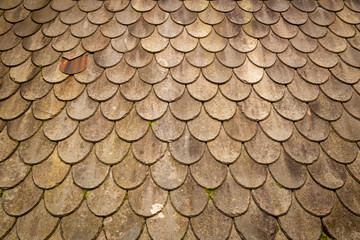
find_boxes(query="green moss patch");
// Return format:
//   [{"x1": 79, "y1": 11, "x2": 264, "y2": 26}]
[
  {"x1": 205, "y1": 188, "x2": 214, "y2": 200},
  {"x1": 319, "y1": 231, "x2": 332, "y2": 240},
  {"x1": 82, "y1": 189, "x2": 88, "y2": 199},
  {"x1": 148, "y1": 120, "x2": 156, "y2": 129},
  {"x1": 275, "y1": 180, "x2": 283, "y2": 189},
  {"x1": 124, "y1": 192, "x2": 129, "y2": 200}
]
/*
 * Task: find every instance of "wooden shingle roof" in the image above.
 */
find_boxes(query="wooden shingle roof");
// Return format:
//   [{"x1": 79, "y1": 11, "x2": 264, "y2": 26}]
[{"x1": 0, "y1": 0, "x2": 360, "y2": 239}]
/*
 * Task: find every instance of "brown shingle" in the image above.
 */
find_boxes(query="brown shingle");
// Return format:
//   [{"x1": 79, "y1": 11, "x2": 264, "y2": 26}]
[{"x1": 1, "y1": 1, "x2": 360, "y2": 239}]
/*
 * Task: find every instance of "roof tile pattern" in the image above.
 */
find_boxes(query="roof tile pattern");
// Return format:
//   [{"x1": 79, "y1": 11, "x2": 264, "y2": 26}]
[{"x1": 0, "y1": 0, "x2": 360, "y2": 239}]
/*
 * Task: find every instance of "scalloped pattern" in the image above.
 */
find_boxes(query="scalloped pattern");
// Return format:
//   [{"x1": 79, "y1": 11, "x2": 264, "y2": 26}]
[{"x1": 0, "y1": 1, "x2": 360, "y2": 239}]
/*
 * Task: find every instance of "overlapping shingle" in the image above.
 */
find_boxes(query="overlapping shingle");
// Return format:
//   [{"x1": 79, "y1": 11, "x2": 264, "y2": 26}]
[{"x1": 0, "y1": 0, "x2": 360, "y2": 239}]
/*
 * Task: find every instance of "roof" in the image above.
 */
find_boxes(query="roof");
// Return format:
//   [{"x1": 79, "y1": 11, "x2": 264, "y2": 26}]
[{"x1": 0, "y1": 0, "x2": 360, "y2": 239}]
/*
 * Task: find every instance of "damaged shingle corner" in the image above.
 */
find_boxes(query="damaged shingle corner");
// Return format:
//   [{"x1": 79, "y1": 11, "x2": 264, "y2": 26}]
[{"x1": 59, "y1": 53, "x2": 88, "y2": 75}]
